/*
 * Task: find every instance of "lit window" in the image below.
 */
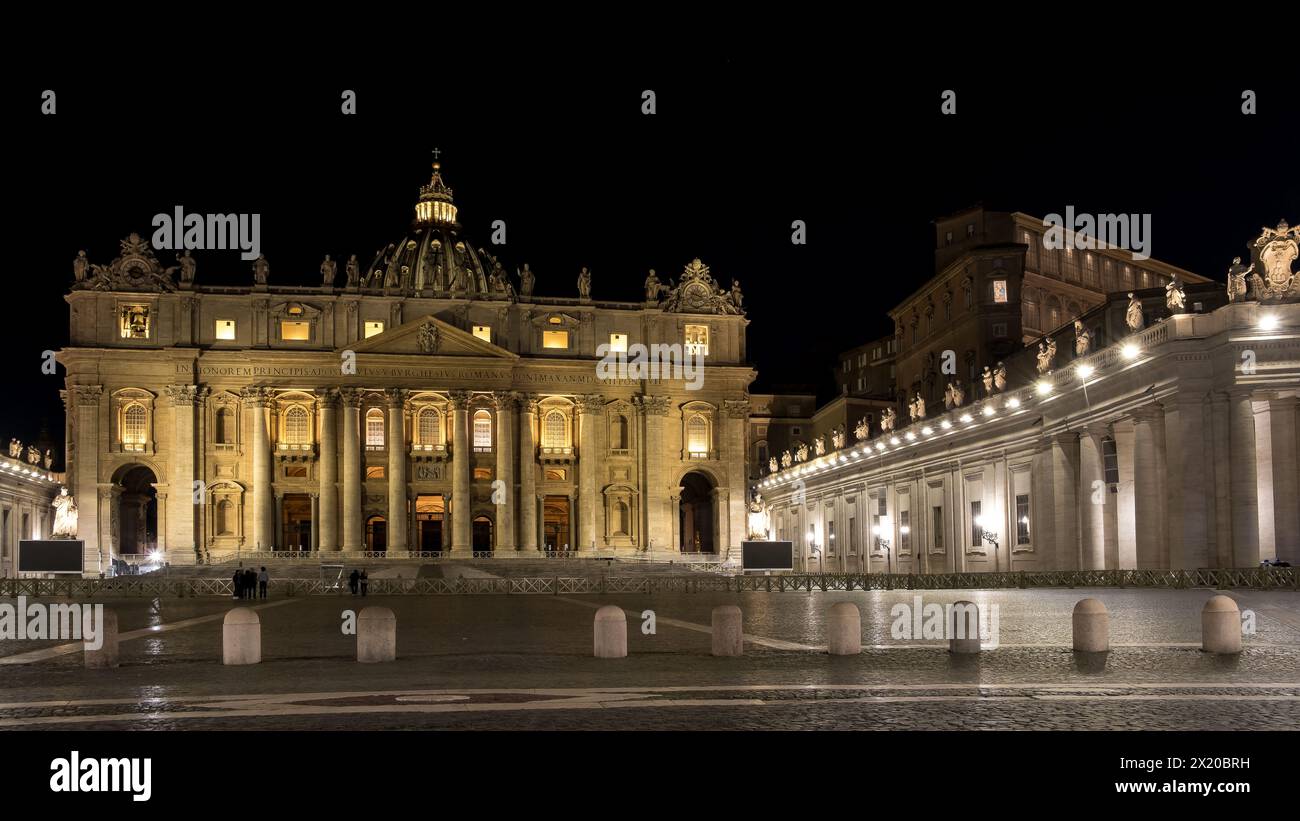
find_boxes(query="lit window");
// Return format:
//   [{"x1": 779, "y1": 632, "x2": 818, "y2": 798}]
[
  {"x1": 215, "y1": 319, "x2": 236, "y2": 340},
  {"x1": 283, "y1": 405, "x2": 310, "y2": 445},
  {"x1": 548, "y1": 316, "x2": 563, "y2": 325},
  {"x1": 417, "y1": 408, "x2": 442, "y2": 446},
  {"x1": 281, "y1": 321, "x2": 310, "y2": 341},
  {"x1": 1016, "y1": 494, "x2": 1031, "y2": 545},
  {"x1": 473, "y1": 410, "x2": 492, "y2": 449},
  {"x1": 684, "y1": 325, "x2": 709, "y2": 356},
  {"x1": 120, "y1": 305, "x2": 150, "y2": 339},
  {"x1": 473, "y1": 325, "x2": 492, "y2": 343},
  {"x1": 609, "y1": 333, "x2": 628, "y2": 353},
  {"x1": 543, "y1": 410, "x2": 568, "y2": 448},
  {"x1": 542, "y1": 330, "x2": 569, "y2": 349},
  {"x1": 364, "y1": 321, "x2": 385, "y2": 338},
  {"x1": 122, "y1": 404, "x2": 147, "y2": 448},
  {"x1": 366, "y1": 408, "x2": 385, "y2": 447},
  {"x1": 971, "y1": 501, "x2": 983, "y2": 547},
  {"x1": 992, "y1": 280, "x2": 1008, "y2": 303},
  {"x1": 687, "y1": 414, "x2": 709, "y2": 454}
]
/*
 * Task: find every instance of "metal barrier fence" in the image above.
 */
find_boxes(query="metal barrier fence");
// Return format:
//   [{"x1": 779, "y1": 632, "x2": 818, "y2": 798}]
[{"x1": 2, "y1": 568, "x2": 1295, "y2": 599}]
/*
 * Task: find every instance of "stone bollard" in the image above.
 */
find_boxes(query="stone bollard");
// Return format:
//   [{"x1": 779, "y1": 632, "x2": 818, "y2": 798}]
[
  {"x1": 949, "y1": 600, "x2": 981, "y2": 654},
  {"x1": 1072, "y1": 598, "x2": 1110, "y2": 653},
  {"x1": 222, "y1": 607, "x2": 261, "y2": 665},
  {"x1": 358, "y1": 606, "x2": 397, "y2": 663},
  {"x1": 711, "y1": 605, "x2": 743, "y2": 657},
  {"x1": 1201, "y1": 595, "x2": 1242, "y2": 654},
  {"x1": 84, "y1": 609, "x2": 119, "y2": 669},
  {"x1": 594, "y1": 605, "x2": 627, "y2": 658},
  {"x1": 827, "y1": 602, "x2": 861, "y2": 655}
]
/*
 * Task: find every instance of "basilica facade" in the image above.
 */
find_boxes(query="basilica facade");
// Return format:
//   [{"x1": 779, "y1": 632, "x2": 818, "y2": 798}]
[{"x1": 58, "y1": 163, "x2": 754, "y2": 575}]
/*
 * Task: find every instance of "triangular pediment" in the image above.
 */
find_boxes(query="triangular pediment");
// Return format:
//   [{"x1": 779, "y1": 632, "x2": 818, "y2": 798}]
[{"x1": 341, "y1": 315, "x2": 517, "y2": 360}]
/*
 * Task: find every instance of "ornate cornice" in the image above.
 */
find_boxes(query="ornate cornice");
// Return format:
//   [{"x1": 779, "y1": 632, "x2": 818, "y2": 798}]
[
  {"x1": 338, "y1": 387, "x2": 363, "y2": 409},
  {"x1": 448, "y1": 389, "x2": 473, "y2": 410},
  {"x1": 315, "y1": 387, "x2": 340, "y2": 410},
  {"x1": 723, "y1": 398, "x2": 751, "y2": 419},
  {"x1": 240, "y1": 387, "x2": 270, "y2": 407},
  {"x1": 165, "y1": 384, "x2": 199, "y2": 406},
  {"x1": 490, "y1": 390, "x2": 518, "y2": 411},
  {"x1": 575, "y1": 394, "x2": 606, "y2": 414}
]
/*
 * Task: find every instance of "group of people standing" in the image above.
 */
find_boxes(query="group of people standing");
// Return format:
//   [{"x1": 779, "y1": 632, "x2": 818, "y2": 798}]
[
  {"x1": 233, "y1": 566, "x2": 268, "y2": 600},
  {"x1": 348, "y1": 569, "x2": 369, "y2": 596}
]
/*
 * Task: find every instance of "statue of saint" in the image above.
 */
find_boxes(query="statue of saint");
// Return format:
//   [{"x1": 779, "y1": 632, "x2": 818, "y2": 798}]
[
  {"x1": 8, "y1": 438, "x2": 19, "y2": 458},
  {"x1": 644, "y1": 269, "x2": 662, "y2": 302},
  {"x1": 1226, "y1": 256, "x2": 1253, "y2": 303},
  {"x1": 909, "y1": 394, "x2": 926, "y2": 421},
  {"x1": 768, "y1": 456, "x2": 778, "y2": 474},
  {"x1": 994, "y1": 362, "x2": 1007, "y2": 392},
  {"x1": 795, "y1": 442, "x2": 809, "y2": 463},
  {"x1": 321, "y1": 254, "x2": 337, "y2": 287},
  {"x1": 43, "y1": 449, "x2": 52, "y2": 470},
  {"x1": 881, "y1": 407, "x2": 896, "y2": 432},
  {"x1": 814, "y1": 436, "x2": 826, "y2": 457},
  {"x1": 73, "y1": 250, "x2": 89, "y2": 282},
  {"x1": 252, "y1": 255, "x2": 270, "y2": 286},
  {"x1": 52, "y1": 487, "x2": 78, "y2": 538},
  {"x1": 831, "y1": 428, "x2": 845, "y2": 449},
  {"x1": 747, "y1": 493, "x2": 772, "y2": 541},
  {"x1": 1165, "y1": 277, "x2": 1186, "y2": 313},
  {"x1": 1037, "y1": 338, "x2": 1056, "y2": 375},
  {"x1": 854, "y1": 417, "x2": 869, "y2": 441},
  {"x1": 731, "y1": 279, "x2": 744, "y2": 310},
  {"x1": 780, "y1": 450, "x2": 793, "y2": 469},
  {"x1": 1074, "y1": 320, "x2": 1091, "y2": 356},
  {"x1": 1125, "y1": 292, "x2": 1144, "y2": 332},
  {"x1": 417, "y1": 321, "x2": 440, "y2": 354},
  {"x1": 982, "y1": 366, "x2": 994, "y2": 396},
  {"x1": 26, "y1": 445, "x2": 40, "y2": 465},
  {"x1": 577, "y1": 267, "x2": 592, "y2": 300},
  {"x1": 346, "y1": 254, "x2": 360, "y2": 288},
  {"x1": 519, "y1": 264, "x2": 536, "y2": 298}
]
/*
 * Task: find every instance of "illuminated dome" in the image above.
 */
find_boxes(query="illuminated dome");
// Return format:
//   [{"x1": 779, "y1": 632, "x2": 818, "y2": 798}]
[{"x1": 363, "y1": 159, "x2": 508, "y2": 298}]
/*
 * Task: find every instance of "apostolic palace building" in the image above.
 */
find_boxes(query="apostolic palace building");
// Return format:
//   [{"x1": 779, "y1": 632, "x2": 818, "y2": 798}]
[{"x1": 57, "y1": 162, "x2": 754, "y2": 575}]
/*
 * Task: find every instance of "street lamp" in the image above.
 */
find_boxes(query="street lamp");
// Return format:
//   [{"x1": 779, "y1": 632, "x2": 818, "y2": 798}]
[
  {"x1": 974, "y1": 515, "x2": 1000, "y2": 572},
  {"x1": 871, "y1": 515, "x2": 892, "y2": 575}
]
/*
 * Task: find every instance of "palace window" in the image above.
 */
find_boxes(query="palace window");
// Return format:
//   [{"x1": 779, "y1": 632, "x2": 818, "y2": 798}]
[
  {"x1": 932, "y1": 506, "x2": 943, "y2": 551},
  {"x1": 684, "y1": 324, "x2": 709, "y2": 356},
  {"x1": 364, "y1": 321, "x2": 385, "y2": 338},
  {"x1": 473, "y1": 410, "x2": 492, "y2": 450},
  {"x1": 122, "y1": 403, "x2": 147, "y2": 450},
  {"x1": 281, "y1": 320, "x2": 311, "y2": 341},
  {"x1": 542, "y1": 330, "x2": 569, "y2": 349},
  {"x1": 1016, "y1": 494, "x2": 1031, "y2": 545},
  {"x1": 848, "y1": 517, "x2": 857, "y2": 554},
  {"x1": 970, "y1": 500, "x2": 983, "y2": 547},
  {"x1": 417, "y1": 408, "x2": 443, "y2": 447},
  {"x1": 365, "y1": 408, "x2": 385, "y2": 448},
  {"x1": 472, "y1": 325, "x2": 492, "y2": 343},
  {"x1": 610, "y1": 415, "x2": 630, "y2": 451},
  {"x1": 899, "y1": 509, "x2": 910, "y2": 554},
  {"x1": 828, "y1": 520, "x2": 836, "y2": 555},
  {"x1": 542, "y1": 410, "x2": 569, "y2": 449},
  {"x1": 215, "y1": 407, "x2": 236, "y2": 444},
  {"x1": 283, "y1": 405, "x2": 310, "y2": 445},
  {"x1": 687, "y1": 414, "x2": 710, "y2": 455},
  {"x1": 120, "y1": 305, "x2": 150, "y2": 339},
  {"x1": 992, "y1": 280, "x2": 1008, "y2": 303},
  {"x1": 215, "y1": 319, "x2": 236, "y2": 340}
]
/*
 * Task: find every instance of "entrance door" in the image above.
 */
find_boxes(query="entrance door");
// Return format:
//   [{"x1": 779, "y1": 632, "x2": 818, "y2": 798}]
[
  {"x1": 415, "y1": 495, "x2": 444, "y2": 552},
  {"x1": 678, "y1": 472, "x2": 715, "y2": 553},
  {"x1": 473, "y1": 516, "x2": 493, "y2": 553},
  {"x1": 281, "y1": 494, "x2": 312, "y2": 551},
  {"x1": 366, "y1": 515, "x2": 387, "y2": 552},
  {"x1": 544, "y1": 496, "x2": 571, "y2": 551}
]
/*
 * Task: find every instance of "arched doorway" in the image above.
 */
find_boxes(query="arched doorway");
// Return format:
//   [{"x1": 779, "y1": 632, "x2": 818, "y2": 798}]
[
  {"x1": 366, "y1": 515, "x2": 387, "y2": 553},
  {"x1": 116, "y1": 465, "x2": 158, "y2": 555},
  {"x1": 472, "y1": 515, "x2": 493, "y2": 553},
  {"x1": 678, "y1": 471, "x2": 715, "y2": 553}
]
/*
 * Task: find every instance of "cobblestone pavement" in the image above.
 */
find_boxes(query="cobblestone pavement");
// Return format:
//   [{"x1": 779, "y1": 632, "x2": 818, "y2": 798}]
[{"x1": 1, "y1": 588, "x2": 1297, "y2": 730}]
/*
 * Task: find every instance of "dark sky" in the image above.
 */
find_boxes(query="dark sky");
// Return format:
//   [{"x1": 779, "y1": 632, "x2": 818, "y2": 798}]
[{"x1": 14, "y1": 58, "x2": 1298, "y2": 466}]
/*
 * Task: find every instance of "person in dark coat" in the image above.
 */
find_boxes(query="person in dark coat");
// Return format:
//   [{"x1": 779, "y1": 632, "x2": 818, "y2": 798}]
[
  {"x1": 359, "y1": 569, "x2": 369, "y2": 597},
  {"x1": 349, "y1": 569, "x2": 360, "y2": 596},
  {"x1": 258, "y1": 566, "x2": 269, "y2": 599},
  {"x1": 232, "y1": 567, "x2": 242, "y2": 599},
  {"x1": 245, "y1": 569, "x2": 257, "y2": 600}
]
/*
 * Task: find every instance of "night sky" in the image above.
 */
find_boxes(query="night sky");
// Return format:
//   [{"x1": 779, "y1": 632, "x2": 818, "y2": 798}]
[{"x1": 14, "y1": 59, "x2": 1298, "y2": 466}]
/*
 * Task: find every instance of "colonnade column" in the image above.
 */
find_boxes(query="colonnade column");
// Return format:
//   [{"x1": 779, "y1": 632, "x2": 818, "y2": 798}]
[
  {"x1": 1078, "y1": 425, "x2": 1107, "y2": 570},
  {"x1": 1049, "y1": 432, "x2": 1079, "y2": 570},
  {"x1": 450, "y1": 390, "x2": 472, "y2": 553},
  {"x1": 386, "y1": 389, "x2": 408, "y2": 553},
  {"x1": 1163, "y1": 396, "x2": 1209, "y2": 569},
  {"x1": 576, "y1": 394, "x2": 603, "y2": 552},
  {"x1": 638, "y1": 395, "x2": 670, "y2": 553},
  {"x1": 493, "y1": 391, "x2": 516, "y2": 552},
  {"x1": 244, "y1": 388, "x2": 274, "y2": 551},
  {"x1": 74, "y1": 385, "x2": 103, "y2": 576},
  {"x1": 1228, "y1": 389, "x2": 1260, "y2": 566},
  {"x1": 518, "y1": 395, "x2": 539, "y2": 551},
  {"x1": 340, "y1": 388, "x2": 363, "y2": 551},
  {"x1": 316, "y1": 388, "x2": 339, "y2": 551},
  {"x1": 1111, "y1": 419, "x2": 1137, "y2": 569},
  {"x1": 1131, "y1": 406, "x2": 1166, "y2": 569}
]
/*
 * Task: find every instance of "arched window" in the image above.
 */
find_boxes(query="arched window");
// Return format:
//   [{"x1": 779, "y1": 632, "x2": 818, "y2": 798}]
[
  {"x1": 216, "y1": 500, "x2": 233, "y2": 535},
  {"x1": 216, "y1": 407, "x2": 235, "y2": 444},
  {"x1": 366, "y1": 408, "x2": 385, "y2": 448},
  {"x1": 543, "y1": 410, "x2": 568, "y2": 448},
  {"x1": 417, "y1": 408, "x2": 442, "y2": 446},
  {"x1": 687, "y1": 414, "x2": 709, "y2": 455},
  {"x1": 473, "y1": 410, "x2": 492, "y2": 449},
  {"x1": 283, "y1": 405, "x2": 309, "y2": 445},
  {"x1": 122, "y1": 404, "x2": 147, "y2": 447},
  {"x1": 611, "y1": 415, "x2": 630, "y2": 450}
]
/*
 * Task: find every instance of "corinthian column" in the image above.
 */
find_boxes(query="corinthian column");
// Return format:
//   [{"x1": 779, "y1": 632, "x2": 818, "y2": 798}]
[
  {"x1": 493, "y1": 391, "x2": 517, "y2": 551},
  {"x1": 386, "y1": 388, "x2": 409, "y2": 553},
  {"x1": 316, "y1": 388, "x2": 339, "y2": 551},
  {"x1": 1078, "y1": 425, "x2": 1108, "y2": 570},
  {"x1": 74, "y1": 385, "x2": 103, "y2": 577},
  {"x1": 636, "y1": 395, "x2": 671, "y2": 552},
  {"x1": 576, "y1": 394, "x2": 604, "y2": 551},
  {"x1": 165, "y1": 385, "x2": 199, "y2": 559},
  {"x1": 244, "y1": 388, "x2": 274, "y2": 551},
  {"x1": 722, "y1": 398, "x2": 751, "y2": 559},
  {"x1": 519, "y1": 394, "x2": 539, "y2": 550},
  {"x1": 1228, "y1": 390, "x2": 1260, "y2": 566},
  {"x1": 340, "y1": 388, "x2": 363, "y2": 551},
  {"x1": 450, "y1": 390, "x2": 472, "y2": 553},
  {"x1": 1163, "y1": 396, "x2": 1209, "y2": 569}
]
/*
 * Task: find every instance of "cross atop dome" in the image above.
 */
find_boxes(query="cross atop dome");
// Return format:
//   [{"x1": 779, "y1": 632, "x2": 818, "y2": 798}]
[{"x1": 416, "y1": 150, "x2": 457, "y2": 225}]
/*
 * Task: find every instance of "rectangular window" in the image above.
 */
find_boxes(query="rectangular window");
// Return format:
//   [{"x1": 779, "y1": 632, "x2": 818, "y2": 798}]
[
  {"x1": 827, "y1": 520, "x2": 836, "y2": 555},
  {"x1": 542, "y1": 330, "x2": 569, "y2": 349},
  {"x1": 281, "y1": 321, "x2": 311, "y2": 341},
  {"x1": 932, "y1": 506, "x2": 943, "y2": 551},
  {"x1": 1016, "y1": 494, "x2": 1031, "y2": 545},
  {"x1": 215, "y1": 319, "x2": 236, "y2": 340},
  {"x1": 472, "y1": 325, "x2": 492, "y2": 343},
  {"x1": 609, "y1": 333, "x2": 628, "y2": 353},
  {"x1": 970, "y1": 500, "x2": 983, "y2": 547},
  {"x1": 899, "y1": 510, "x2": 910, "y2": 554},
  {"x1": 842, "y1": 360, "x2": 851, "y2": 372},
  {"x1": 366, "y1": 466, "x2": 386, "y2": 479},
  {"x1": 992, "y1": 280, "x2": 1008, "y2": 303},
  {"x1": 363, "y1": 321, "x2": 385, "y2": 338},
  {"x1": 992, "y1": 322, "x2": 1008, "y2": 338},
  {"x1": 849, "y1": 517, "x2": 856, "y2": 554},
  {"x1": 684, "y1": 324, "x2": 709, "y2": 356},
  {"x1": 877, "y1": 496, "x2": 887, "y2": 517},
  {"x1": 1102, "y1": 436, "x2": 1120, "y2": 485}
]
